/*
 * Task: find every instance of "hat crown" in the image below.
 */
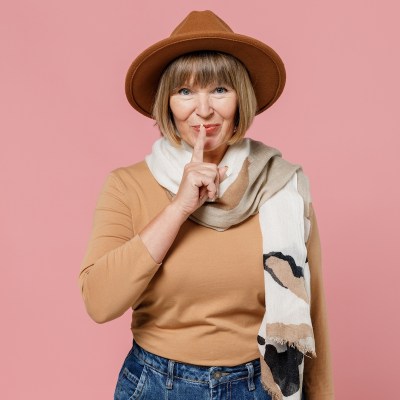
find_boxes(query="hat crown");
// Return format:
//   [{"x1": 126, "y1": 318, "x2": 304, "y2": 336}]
[{"x1": 170, "y1": 10, "x2": 234, "y2": 37}]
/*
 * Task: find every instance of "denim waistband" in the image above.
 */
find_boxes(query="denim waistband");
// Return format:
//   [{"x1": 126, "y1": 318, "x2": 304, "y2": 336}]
[{"x1": 131, "y1": 340, "x2": 262, "y2": 390}]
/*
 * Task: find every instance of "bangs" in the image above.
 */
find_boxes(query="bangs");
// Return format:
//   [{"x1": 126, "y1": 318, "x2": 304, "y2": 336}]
[{"x1": 166, "y1": 51, "x2": 239, "y2": 93}]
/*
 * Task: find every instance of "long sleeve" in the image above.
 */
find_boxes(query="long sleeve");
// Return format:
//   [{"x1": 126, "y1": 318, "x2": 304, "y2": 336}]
[
  {"x1": 303, "y1": 203, "x2": 335, "y2": 399},
  {"x1": 78, "y1": 172, "x2": 162, "y2": 324}
]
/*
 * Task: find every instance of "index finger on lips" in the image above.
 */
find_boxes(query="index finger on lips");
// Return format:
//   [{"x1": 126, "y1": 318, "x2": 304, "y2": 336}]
[{"x1": 190, "y1": 124, "x2": 205, "y2": 163}]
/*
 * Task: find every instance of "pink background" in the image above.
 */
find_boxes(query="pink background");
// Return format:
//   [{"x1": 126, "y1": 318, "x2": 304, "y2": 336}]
[{"x1": 1, "y1": 1, "x2": 398, "y2": 398}]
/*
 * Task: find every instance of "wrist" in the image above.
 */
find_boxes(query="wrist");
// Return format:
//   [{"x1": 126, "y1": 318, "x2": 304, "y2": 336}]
[{"x1": 165, "y1": 201, "x2": 190, "y2": 225}]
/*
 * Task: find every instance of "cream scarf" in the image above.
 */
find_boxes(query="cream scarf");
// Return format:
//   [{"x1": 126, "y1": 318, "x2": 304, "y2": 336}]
[{"x1": 145, "y1": 137, "x2": 316, "y2": 400}]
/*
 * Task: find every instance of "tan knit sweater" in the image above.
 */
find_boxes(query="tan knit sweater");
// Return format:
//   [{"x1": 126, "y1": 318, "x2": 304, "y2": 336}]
[{"x1": 78, "y1": 160, "x2": 334, "y2": 399}]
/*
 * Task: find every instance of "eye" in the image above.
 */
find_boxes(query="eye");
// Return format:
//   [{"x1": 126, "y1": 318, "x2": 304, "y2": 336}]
[
  {"x1": 177, "y1": 88, "x2": 192, "y2": 95},
  {"x1": 213, "y1": 87, "x2": 228, "y2": 94}
]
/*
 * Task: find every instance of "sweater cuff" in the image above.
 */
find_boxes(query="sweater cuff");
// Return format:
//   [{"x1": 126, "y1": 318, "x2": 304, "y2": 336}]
[{"x1": 133, "y1": 233, "x2": 162, "y2": 268}]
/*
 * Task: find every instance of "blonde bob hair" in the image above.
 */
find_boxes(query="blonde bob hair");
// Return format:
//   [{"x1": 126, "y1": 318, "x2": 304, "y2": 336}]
[{"x1": 152, "y1": 51, "x2": 257, "y2": 146}]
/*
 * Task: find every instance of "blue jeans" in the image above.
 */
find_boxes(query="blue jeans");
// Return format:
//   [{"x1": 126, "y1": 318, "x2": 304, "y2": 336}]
[{"x1": 114, "y1": 340, "x2": 274, "y2": 399}]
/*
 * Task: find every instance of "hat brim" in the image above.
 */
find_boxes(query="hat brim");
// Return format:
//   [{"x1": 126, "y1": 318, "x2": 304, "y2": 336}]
[{"x1": 125, "y1": 32, "x2": 286, "y2": 118}]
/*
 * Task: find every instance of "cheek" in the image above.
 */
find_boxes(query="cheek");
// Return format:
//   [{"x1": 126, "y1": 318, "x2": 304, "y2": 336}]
[
  {"x1": 169, "y1": 100, "x2": 193, "y2": 123},
  {"x1": 219, "y1": 99, "x2": 238, "y2": 121},
  {"x1": 223, "y1": 108, "x2": 238, "y2": 126}
]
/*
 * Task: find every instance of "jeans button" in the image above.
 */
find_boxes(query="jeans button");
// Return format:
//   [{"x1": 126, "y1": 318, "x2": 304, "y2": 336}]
[{"x1": 213, "y1": 371, "x2": 222, "y2": 379}]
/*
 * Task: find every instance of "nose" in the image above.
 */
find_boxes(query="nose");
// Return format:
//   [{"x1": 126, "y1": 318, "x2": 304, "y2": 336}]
[{"x1": 195, "y1": 93, "x2": 214, "y2": 119}]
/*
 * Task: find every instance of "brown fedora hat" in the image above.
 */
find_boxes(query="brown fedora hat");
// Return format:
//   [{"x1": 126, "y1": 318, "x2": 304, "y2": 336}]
[{"x1": 125, "y1": 10, "x2": 286, "y2": 118}]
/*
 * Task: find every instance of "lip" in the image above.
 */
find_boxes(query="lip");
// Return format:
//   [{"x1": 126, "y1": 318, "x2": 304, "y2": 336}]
[{"x1": 191, "y1": 124, "x2": 221, "y2": 134}]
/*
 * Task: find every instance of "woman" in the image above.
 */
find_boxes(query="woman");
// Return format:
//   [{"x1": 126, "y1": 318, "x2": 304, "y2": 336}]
[{"x1": 78, "y1": 10, "x2": 334, "y2": 400}]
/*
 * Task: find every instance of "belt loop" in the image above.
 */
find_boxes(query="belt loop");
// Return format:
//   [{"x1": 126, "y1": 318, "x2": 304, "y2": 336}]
[
  {"x1": 246, "y1": 362, "x2": 255, "y2": 391},
  {"x1": 166, "y1": 360, "x2": 175, "y2": 389}
]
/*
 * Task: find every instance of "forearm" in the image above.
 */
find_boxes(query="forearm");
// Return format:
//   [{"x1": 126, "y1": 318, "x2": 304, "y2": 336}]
[{"x1": 139, "y1": 202, "x2": 188, "y2": 264}]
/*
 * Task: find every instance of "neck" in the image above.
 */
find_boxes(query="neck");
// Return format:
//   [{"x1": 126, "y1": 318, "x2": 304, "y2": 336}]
[{"x1": 202, "y1": 144, "x2": 229, "y2": 165}]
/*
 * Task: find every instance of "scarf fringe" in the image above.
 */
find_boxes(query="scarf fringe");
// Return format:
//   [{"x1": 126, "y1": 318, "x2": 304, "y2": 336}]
[{"x1": 267, "y1": 335, "x2": 317, "y2": 358}]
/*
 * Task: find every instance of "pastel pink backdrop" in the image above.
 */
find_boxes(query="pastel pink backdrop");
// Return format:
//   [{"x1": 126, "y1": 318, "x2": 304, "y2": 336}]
[{"x1": 1, "y1": 1, "x2": 398, "y2": 398}]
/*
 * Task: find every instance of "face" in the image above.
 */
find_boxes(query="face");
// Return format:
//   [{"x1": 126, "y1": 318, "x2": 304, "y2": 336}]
[{"x1": 169, "y1": 81, "x2": 238, "y2": 164}]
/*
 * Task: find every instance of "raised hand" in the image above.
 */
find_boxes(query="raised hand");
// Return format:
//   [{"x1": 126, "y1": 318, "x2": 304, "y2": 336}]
[
  {"x1": 171, "y1": 124, "x2": 228, "y2": 218},
  {"x1": 139, "y1": 125, "x2": 228, "y2": 263}
]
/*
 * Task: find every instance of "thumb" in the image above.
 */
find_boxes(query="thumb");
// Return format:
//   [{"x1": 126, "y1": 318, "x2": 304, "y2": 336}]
[{"x1": 218, "y1": 165, "x2": 229, "y2": 182}]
